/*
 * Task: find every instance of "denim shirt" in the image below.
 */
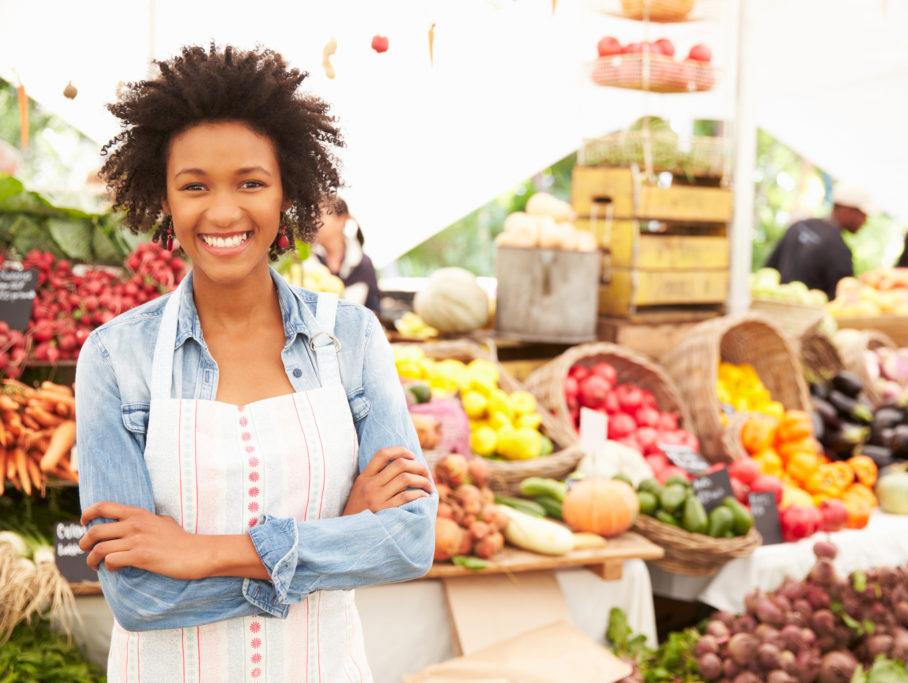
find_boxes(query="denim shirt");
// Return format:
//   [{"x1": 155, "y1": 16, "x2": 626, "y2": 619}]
[{"x1": 75, "y1": 268, "x2": 437, "y2": 632}]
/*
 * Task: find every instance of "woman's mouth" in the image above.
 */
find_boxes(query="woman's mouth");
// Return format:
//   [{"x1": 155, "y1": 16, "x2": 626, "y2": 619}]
[{"x1": 198, "y1": 231, "x2": 252, "y2": 255}]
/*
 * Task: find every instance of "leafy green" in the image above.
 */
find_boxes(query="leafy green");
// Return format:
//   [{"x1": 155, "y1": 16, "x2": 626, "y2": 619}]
[
  {"x1": 604, "y1": 609, "x2": 702, "y2": 683},
  {"x1": 0, "y1": 619, "x2": 105, "y2": 682},
  {"x1": 451, "y1": 555, "x2": 490, "y2": 571},
  {"x1": 851, "y1": 656, "x2": 908, "y2": 683}
]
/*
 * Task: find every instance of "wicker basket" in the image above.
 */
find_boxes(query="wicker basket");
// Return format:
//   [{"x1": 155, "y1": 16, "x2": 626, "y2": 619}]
[
  {"x1": 619, "y1": 0, "x2": 695, "y2": 22},
  {"x1": 720, "y1": 411, "x2": 754, "y2": 463},
  {"x1": 397, "y1": 340, "x2": 583, "y2": 495},
  {"x1": 749, "y1": 299, "x2": 826, "y2": 340},
  {"x1": 522, "y1": 342, "x2": 694, "y2": 450},
  {"x1": 634, "y1": 514, "x2": 762, "y2": 575},
  {"x1": 800, "y1": 332, "x2": 844, "y2": 385},
  {"x1": 590, "y1": 54, "x2": 715, "y2": 93},
  {"x1": 832, "y1": 329, "x2": 897, "y2": 406},
  {"x1": 661, "y1": 314, "x2": 811, "y2": 463}
]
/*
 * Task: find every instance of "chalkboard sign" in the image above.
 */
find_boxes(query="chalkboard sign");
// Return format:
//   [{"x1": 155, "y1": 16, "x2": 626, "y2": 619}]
[
  {"x1": 660, "y1": 444, "x2": 709, "y2": 475},
  {"x1": 749, "y1": 492, "x2": 783, "y2": 545},
  {"x1": 0, "y1": 269, "x2": 38, "y2": 331},
  {"x1": 55, "y1": 522, "x2": 98, "y2": 584},
  {"x1": 692, "y1": 469, "x2": 735, "y2": 512}
]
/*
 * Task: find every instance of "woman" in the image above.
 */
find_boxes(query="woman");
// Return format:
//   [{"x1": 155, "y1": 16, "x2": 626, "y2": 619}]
[
  {"x1": 314, "y1": 197, "x2": 381, "y2": 314},
  {"x1": 76, "y1": 44, "x2": 436, "y2": 682}
]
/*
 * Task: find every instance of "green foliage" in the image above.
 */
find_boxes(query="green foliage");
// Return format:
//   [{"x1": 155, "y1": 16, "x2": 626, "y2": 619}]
[{"x1": 0, "y1": 618, "x2": 105, "y2": 682}]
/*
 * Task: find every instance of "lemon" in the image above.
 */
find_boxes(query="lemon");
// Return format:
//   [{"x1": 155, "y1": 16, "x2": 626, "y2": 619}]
[
  {"x1": 517, "y1": 413, "x2": 542, "y2": 431},
  {"x1": 487, "y1": 388, "x2": 513, "y2": 421},
  {"x1": 462, "y1": 390, "x2": 489, "y2": 420},
  {"x1": 470, "y1": 426, "x2": 498, "y2": 457},
  {"x1": 396, "y1": 359, "x2": 425, "y2": 381},
  {"x1": 509, "y1": 391, "x2": 537, "y2": 416},
  {"x1": 497, "y1": 428, "x2": 542, "y2": 461},
  {"x1": 467, "y1": 358, "x2": 499, "y2": 386},
  {"x1": 489, "y1": 411, "x2": 512, "y2": 431}
]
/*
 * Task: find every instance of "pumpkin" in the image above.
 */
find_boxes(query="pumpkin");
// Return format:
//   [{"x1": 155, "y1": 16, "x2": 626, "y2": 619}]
[
  {"x1": 562, "y1": 477, "x2": 639, "y2": 537},
  {"x1": 414, "y1": 268, "x2": 490, "y2": 334}
]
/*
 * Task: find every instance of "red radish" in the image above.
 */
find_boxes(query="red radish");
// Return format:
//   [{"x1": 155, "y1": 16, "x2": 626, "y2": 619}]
[
  {"x1": 564, "y1": 376, "x2": 579, "y2": 410},
  {"x1": 579, "y1": 374, "x2": 610, "y2": 409},
  {"x1": 635, "y1": 406, "x2": 660, "y2": 428},
  {"x1": 570, "y1": 365, "x2": 591, "y2": 382},
  {"x1": 618, "y1": 434, "x2": 641, "y2": 452},
  {"x1": 658, "y1": 413, "x2": 679, "y2": 431},
  {"x1": 731, "y1": 477, "x2": 750, "y2": 504},
  {"x1": 636, "y1": 427, "x2": 659, "y2": 454},
  {"x1": 603, "y1": 393, "x2": 620, "y2": 415},
  {"x1": 751, "y1": 475, "x2": 784, "y2": 505},
  {"x1": 728, "y1": 458, "x2": 760, "y2": 486},
  {"x1": 371, "y1": 35, "x2": 389, "y2": 53},
  {"x1": 608, "y1": 413, "x2": 636, "y2": 440},
  {"x1": 657, "y1": 466, "x2": 689, "y2": 484},
  {"x1": 653, "y1": 38, "x2": 675, "y2": 57},
  {"x1": 646, "y1": 452, "x2": 670, "y2": 475},
  {"x1": 590, "y1": 362, "x2": 617, "y2": 385},
  {"x1": 687, "y1": 43, "x2": 712, "y2": 63},
  {"x1": 596, "y1": 36, "x2": 622, "y2": 57},
  {"x1": 639, "y1": 389, "x2": 657, "y2": 408},
  {"x1": 615, "y1": 385, "x2": 643, "y2": 411}
]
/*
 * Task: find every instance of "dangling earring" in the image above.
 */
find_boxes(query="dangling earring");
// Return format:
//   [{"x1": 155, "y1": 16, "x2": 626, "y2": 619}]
[
  {"x1": 158, "y1": 216, "x2": 175, "y2": 251},
  {"x1": 277, "y1": 225, "x2": 291, "y2": 250}
]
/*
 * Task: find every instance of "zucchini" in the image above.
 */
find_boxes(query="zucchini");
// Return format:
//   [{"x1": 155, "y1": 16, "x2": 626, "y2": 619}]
[
  {"x1": 519, "y1": 477, "x2": 567, "y2": 503},
  {"x1": 533, "y1": 495, "x2": 564, "y2": 520},
  {"x1": 495, "y1": 496, "x2": 546, "y2": 518},
  {"x1": 497, "y1": 504, "x2": 574, "y2": 556}
]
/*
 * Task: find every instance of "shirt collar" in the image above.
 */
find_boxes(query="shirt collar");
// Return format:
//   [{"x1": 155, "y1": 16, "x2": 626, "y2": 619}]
[{"x1": 173, "y1": 267, "x2": 319, "y2": 350}]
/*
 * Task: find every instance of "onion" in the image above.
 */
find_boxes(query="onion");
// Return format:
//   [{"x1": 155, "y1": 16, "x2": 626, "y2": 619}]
[
  {"x1": 706, "y1": 620, "x2": 731, "y2": 641},
  {"x1": 758, "y1": 642, "x2": 782, "y2": 671},
  {"x1": 817, "y1": 651, "x2": 857, "y2": 683},
  {"x1": 768, "y1": 672, "x2": 797, "y2": 683},
  {"x1": 696, "y1": 634, "x2": 720, "y2": 656},
  {"x1": 728, "y1": 633, "x2": 760, "y2": 666},
  {"x1": 698, "y1": 653, "x2": 722, "y2": 681}
]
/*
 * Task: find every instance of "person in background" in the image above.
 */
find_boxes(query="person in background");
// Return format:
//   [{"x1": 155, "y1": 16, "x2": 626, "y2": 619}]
[
  {"x1": 315, "y1": 196, "x2": 381, "y2": 314},
  {"x1": 896, "y1": 233, "x2": 908, "y2": 268},
  {"x1": 765, "y1": 183, "x2": 874, "y2": 300}
]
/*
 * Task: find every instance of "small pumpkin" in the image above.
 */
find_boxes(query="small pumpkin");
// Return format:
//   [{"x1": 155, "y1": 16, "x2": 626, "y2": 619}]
[
  {"x1": 414, "y1": 267, "x2": 490, "y2": 334},
  {"x1": 562, "y1": 477, "x2": 639, "y2": 538}
]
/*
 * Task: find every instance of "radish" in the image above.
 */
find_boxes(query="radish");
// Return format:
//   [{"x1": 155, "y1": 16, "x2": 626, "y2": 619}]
[
  {"x1": 590, "y1": 362, "x2": 617, "y2": 385},
  {"x1": 608, "y1": 413, "x2": 636, "y2": 440},
  {"x1": 635, "y1": 406, "x2": 660, "y2": 428},
  {"x1": 579, "y1": 374, "x2": 610, "y2": 409}
]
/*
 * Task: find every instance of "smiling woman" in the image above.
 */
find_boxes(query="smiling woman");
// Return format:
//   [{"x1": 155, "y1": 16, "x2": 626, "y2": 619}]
[{"x1": 76, "y1": 44, "x2": 437, "y2": 682}]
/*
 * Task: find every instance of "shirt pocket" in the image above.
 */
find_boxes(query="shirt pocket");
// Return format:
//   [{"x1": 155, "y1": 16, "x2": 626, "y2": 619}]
[
  {"x1": 347, "y1": 389, "x2": 371, "y2": 424},
  {"x1": 121, "y1": 403, "x2": 150, "y2": 435}
]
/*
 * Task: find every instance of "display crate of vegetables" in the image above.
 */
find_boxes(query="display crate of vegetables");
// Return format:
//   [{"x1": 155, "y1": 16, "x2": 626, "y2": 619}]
[
  {"x1": 663, "y1": 313, "x2": 811, "y2": 461},
  {"x1": 395, "y1": 342, "x2": 582, "y2": 494},
  {"x1": 632, "y1": 471, "x2": 761, "y2": 575},
  {"x1": 524, "y1": 342, "x2": 698, "y2": 469},
  {"x1": 832, "y1": 329, "x2": 900, "y2": 407}
]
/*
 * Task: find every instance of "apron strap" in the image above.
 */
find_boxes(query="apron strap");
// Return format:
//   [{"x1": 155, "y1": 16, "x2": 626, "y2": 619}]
[
  {"x1": 150, "y1": 275, "x2": 189, "y2": 401},
  {"x1": 310, "y1": 292, "x2": 342, "y2": 387}
]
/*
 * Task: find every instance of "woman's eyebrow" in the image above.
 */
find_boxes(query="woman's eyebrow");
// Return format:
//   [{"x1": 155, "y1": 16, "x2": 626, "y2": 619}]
[
  {"x1": 235, "y1": 166, "x2": 272, "y2": 177},
  {"x1": 175, "y1": 167, "x2": 206, "y2": 178}
]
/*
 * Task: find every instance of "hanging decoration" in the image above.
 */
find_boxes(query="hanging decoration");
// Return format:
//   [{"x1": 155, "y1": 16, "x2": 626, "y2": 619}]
[
  {"x1": 428, "y1": 22, "x2": 436, "y2": 65},
  {"x1": 322, "y1": 38, "x2": 338, "y2": 79},
  {"x1": 63, "y1": 81, "x2": 78, "y2": 100},
  {"x1": 17, "y1": 84, "x2": 28, "y2": 149},
  {"x1": 371, "y1": 34, "x2": 389, "y2": 53}
]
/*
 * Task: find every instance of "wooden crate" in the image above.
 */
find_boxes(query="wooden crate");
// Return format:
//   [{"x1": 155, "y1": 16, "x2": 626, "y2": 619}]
[
  {"x1": 495, "y1": 246, "x2": 601, "y2": 343},
  {"x1": 574, "y1": 220, "x2": 728, "y2": 269},
  {"x1": 835, "y1": 315, "x2": 908, "y2": 347},
  {"x1": 597, "y1": 317, "x2": 711, "y2": 360},
  {"x1": 599, "y1": 268, "x2": 728, "y2": 318},
  {"x1": 571, "y1": 166, "x2": 733, "y2": 222}
]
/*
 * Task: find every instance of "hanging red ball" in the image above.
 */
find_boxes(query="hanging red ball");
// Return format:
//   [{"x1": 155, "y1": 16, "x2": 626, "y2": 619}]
[
  {"x1": 166, "y1": 235, "x2": 174, "y2": 251},
  {"x1": 277, "y1": 232, "x2": 291, "y2": 250},
  {"x1": 371, "y1": 35, "x2": 389, "y2": 53}
]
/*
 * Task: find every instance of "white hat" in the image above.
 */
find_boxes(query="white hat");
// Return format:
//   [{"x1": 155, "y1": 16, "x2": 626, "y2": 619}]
[{"x1": 832, "y1": 182, "x2": 875, "y2": 215}]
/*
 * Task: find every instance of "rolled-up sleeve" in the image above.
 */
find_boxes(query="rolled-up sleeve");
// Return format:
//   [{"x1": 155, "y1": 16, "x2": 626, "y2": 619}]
[
  {"x1": 247, "y1": 314, "x2": 438, "y2": 604},
  {"x1": 76, "y1": 332, "x2": 285, "y2": 630}
]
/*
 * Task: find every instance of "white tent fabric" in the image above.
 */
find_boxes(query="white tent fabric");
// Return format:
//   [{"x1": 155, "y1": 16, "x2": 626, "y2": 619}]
[{"x1": 1, "y1": 0, "x2": 905, "y2": 266}]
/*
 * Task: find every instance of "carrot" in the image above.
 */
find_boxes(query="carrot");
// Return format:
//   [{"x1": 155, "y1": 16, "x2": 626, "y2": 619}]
[
  {"x1": 55, "y1": 402, "x2": 73, "y2": 419},
  {"x1": 17, "y1": 84, "x2": 28, "y2": 149},
  {"x1": 0, "y1": 418, "x2": 6, "y2": 447},
  {"x1": 0, "y1": 395, "x2": 18, "y2": 411},
  {"x1": 40, "y1": 381, "x2": 73, "y2": 395},
  {"x1": 0, "y1": 448, "x2": 6, "y2": 492},
  {"x1": 40, "y1": 421, "x2": 76, "y2": 472},
  {"x1": 51, "y1": 463, "x2": 78, "y2": 483},
  {"x1": 21, "y1": 414, "x2": 40, "y2": 431},
  {"x1": 25, "y1": 406, "x2": 63, "y2": 428},
  {"x1": 14, "y1": 449, "x2": 30, "y2": 495},
  {"x1": 26, "y1": 459, "x2": 44, "y2": 497},
  {"x1": 6, "y1": 455, "x2": 16, "y2": 482}
]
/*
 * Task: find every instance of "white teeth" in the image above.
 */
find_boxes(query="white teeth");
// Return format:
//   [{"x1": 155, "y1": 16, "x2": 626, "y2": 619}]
[{"x1": 201, "y1": 232, "x2": 249, "y2": 248}]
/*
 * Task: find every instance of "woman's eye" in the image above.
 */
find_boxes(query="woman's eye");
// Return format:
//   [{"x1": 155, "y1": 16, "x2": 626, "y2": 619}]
[
  {"x1": 241, "y1": 180, "x2": 265, "y2": 189},
  {"x1": 181, "y1": 183, "x2": 206, "y2": 191}
]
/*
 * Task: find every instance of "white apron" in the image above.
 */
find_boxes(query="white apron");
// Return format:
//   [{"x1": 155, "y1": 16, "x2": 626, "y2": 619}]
[{"x1": 107, "y1": 278, "x2": 372, "y2": 682}]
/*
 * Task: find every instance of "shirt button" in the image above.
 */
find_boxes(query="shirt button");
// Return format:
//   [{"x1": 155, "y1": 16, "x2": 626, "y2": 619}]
[{"x1": 292, "y1": 368, "x2": 302, "y2": 378}]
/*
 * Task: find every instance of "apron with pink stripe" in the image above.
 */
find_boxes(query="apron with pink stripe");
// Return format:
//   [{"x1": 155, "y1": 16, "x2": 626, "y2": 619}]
[{"x1": 108, "y1": 278, "x2": 372, "y2": 682}]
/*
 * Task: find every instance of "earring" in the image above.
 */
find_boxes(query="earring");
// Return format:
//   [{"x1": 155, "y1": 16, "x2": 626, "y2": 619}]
[
  {"x1": 277, "y1": 225, "x2": 291, "y2": 250},
  {"x1": 158, "y1": 216, "x2": 175, "y2": 251}
]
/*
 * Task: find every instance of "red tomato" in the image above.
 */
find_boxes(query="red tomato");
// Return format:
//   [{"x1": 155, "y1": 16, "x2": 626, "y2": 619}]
[
  {"x1": 728, "y1": 458, "x2": 760, "y2": 486},
  {"x1": 596, "y1": 36, "x2": 622, "y2": 57},
  {"x1": 590, "y1": 362, "x2": 617, "y2": 386},
  {"x1": 653, "y1": 38, "x2": 675, "y2": 57},
  {"x1": 687, "y1": 43, "x2": 712, "y2": 63}
]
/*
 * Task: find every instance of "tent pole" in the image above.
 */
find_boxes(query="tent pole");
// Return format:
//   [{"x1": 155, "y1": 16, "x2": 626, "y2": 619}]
[{"x1": 728, "y1": 0, "x2": 755, "y2": 314}]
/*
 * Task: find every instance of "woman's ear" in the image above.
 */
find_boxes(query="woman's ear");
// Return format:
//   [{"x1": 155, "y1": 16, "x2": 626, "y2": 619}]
[{"x1": 162, "y1": 199, "x2": 171, "y2": 215}]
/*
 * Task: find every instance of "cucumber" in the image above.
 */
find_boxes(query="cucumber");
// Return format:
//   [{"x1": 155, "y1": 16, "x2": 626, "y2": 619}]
[
  {"x1": 452, "y1": 556, "x2": 490, "y2": 571},
  {"x1": 495, "y1": 496, "x2": 546, "y2": 518},
  {"x1": 519, "y1": 477, "x2": 567, "y2": 503},
  {"x1": 534, "y1": 495, "x2": 564, "y2": 520}
]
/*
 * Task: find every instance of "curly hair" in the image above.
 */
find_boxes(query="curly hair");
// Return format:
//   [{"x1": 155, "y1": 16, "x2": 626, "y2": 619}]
[{"x1": 100, "y1": 43, "x2": 343, "y2": 246}]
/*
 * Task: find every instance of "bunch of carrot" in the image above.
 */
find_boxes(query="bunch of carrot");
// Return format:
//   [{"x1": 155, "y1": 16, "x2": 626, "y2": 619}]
[{"x1": 0, "y1": 380, "x2": 77, "y2": 496}]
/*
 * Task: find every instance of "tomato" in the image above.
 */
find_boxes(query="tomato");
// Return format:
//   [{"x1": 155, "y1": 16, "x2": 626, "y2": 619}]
[{"x1": 596, "y1": 36, "x2": 622, "y2": 58}]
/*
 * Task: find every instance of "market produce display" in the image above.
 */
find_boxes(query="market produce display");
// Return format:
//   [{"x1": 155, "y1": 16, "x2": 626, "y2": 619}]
[
  {"x1": 396, "y1": 347, "x2": 555, "y2": 461},
  {"x1": 495, "y1": 192, "x2": 597, "y2": 252},
  {"x1": 282, "y1": 258, "x2": 344, "y2": 296},
  {"x1": 718, "y1": 362, "x2": 787, "y2": 420},
  {"x1": 876, "y1": 464, "x2": 908, "y2": 515},
  {"x1": 689, "y1": 541, "x2": 908, "y2": 683},
  {"x1": 827, "y1": 269, "x2": 908, "y2": 318},
  {"x1": 0, "y1": 379, "x2": 77, "y2": 494},
  {"x1": 393, "y1": 312, "x2": 439, "y2": 341},
  {"x1": 591, "y1": 37, "x2": 715, "y2": 92},
  {"x1": 751, "y1": 268, "x2": 829, "y2": 307},
  {"x1": 413, "y1": 267, "x2": 491, "y2": 335}
]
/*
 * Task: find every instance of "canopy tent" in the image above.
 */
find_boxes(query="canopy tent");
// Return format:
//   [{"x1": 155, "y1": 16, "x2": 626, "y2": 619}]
[{"x1": 1, "y1": 0, "x2": 906, "y2": 270}]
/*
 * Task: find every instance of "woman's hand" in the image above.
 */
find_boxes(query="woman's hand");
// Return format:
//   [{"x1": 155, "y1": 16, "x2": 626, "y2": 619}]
[
  {"x1": 80, "y1": 503, "x2": 214, "y2": 581},
  {"x1": 343, "y1": 447, "x2": 433, "y2": 516}
]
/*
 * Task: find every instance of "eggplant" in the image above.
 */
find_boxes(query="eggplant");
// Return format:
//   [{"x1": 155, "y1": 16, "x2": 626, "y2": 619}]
[
  {"x1": 811, "y1": 410, "x2": 825, "y2": 441},
  {"x1": 872, "y1": 406, "x2": 905, "y2": 432},
  {"x1": 858, "y1": 444, "x2": 895, "y2": 469},
  {"x1": 829, "y1": 390, "x2": 873, "y2": 424},
  {"x1": 812, "y1": 398, "x2": 841, "y2": 429},
  {"x1": 892, "y1": 425, "x2": 908, "y2": 459},
  {"x1": 832, "y1": 372, "x2": 864, "y2": 398},
  {"x1": 810, "y1": 382, "x2": 831, "y2": 400},
  {"x1": 871, "y1": 426, "x2": 896, "y2": 448}
]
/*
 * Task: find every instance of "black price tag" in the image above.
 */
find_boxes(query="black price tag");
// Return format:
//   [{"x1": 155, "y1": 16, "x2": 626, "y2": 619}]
[
  {"x1": 660, "y1": 443, "x2": 710, "y2": 475},
  {"x1": 748, "y1": 492, "x2": 783, "y2": 545},
  {"x1": 54, "y1": 522, "x2": 98, "y2": 584},
  {"x1": 0, "y1": 269, "x2": 38, "y2": 331},
  {"x1": 692, "y1": 469, "x2": 735, "y2": 512}
]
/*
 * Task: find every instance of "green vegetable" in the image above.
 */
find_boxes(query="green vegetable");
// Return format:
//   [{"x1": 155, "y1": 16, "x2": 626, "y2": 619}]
[
  {"x1": 405, "y1": 383, "x2": 432, "y2": 404},
  {"x1": 707, "y1": 506, "x2": 734, "y2": 538},
  {"x1": 637, "y1": 491, "x2": 658, "y2": 516},
  {"x1": 452, "y1": 555, "x2": 490, "y2": 571},
  {"x1": 655, "y1": 510, "x2": 679, "y2": 527},
  {"x1": 663, "y1": 474, "x2": 690, "y2": 489},
  {"x1": 721, "y1": 497, "x2": 753, "y2": 536},
  {"x1": 533, "y1": 495, "x2": 564, "y2": 520},
  {"x1": 603, "y1": 608, "x2": 702, "y2": 683},
  {"x1": 519, "y1": 477, "x2": 567, "y2": 503},
  {"x1": 0, "y1": 619, "x2": 104, "y2": 682},
  {"x1": 681, "y1": 495, "x2": 708, "y2": 534},
  {"x1": 851, "y1": 656, "x2": 908, "y2": 683},
  {"x1": 612, "y1": 473, "x2": 634, "y2": 488},
  {"x1": 605, "y1": 607, "x2": 648, "y2": 659},
  {"x1": 495, "y1": 496, "x2": 546, "y2": 518},
  {"x1": 659, "y1": 485, "x2": 687, "y2": 514},
  {"x1": 638, "y1": 479, "x2": 663, "y2": 497}
]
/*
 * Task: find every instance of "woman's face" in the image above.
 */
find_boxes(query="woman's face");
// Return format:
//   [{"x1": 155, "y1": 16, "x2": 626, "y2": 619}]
[
  {"x1": 163, "y1": 121, "x2": 286, "y2": 285},
  {"x1": 316, "y1": 205, "x2": 346, "y2": 245}
]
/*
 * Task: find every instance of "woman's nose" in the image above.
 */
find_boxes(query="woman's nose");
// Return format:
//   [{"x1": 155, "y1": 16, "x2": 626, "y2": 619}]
[{"x1": 205, "y1": 202, "x2": 244, "y2": 228}]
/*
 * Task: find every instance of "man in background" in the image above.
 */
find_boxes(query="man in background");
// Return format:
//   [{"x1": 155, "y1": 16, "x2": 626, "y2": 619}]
[{"x1": 765, "y1": 183, "x2": 874, "y2": 300}]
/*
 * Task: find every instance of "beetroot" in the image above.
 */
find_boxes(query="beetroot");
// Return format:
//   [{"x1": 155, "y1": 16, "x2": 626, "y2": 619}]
[
  {"x1": 768, "y1": 672, "x2": 797, "y2": 683},
  {"x1": 865, "y1": 634, "x2": 893, "y2": 659},
  {"x1": 795, "y1": 650, "x2": 821, "y2": 683},
  {"x1": 695, "y1": 634, "x2": 721, "y2": 656},
  {"x1": 728, "y1": 633, "x2": 760, "y2": 666},
  {"x1": 811, "y1": 610, "x2": 836, "y2": 636},
  {"x1": 804, "y1": 585, "x2": 831, "y2": 610},
  {"x1": 698, "y1": 653, "x2": 722, "y2": 681},
  {"x1": 817, "y1": 651, "x2": 857, "y2": 683},
  {"x1": 809, "y1": 559, "x2": 837, "y2": 587},
  {"x1": 780, "y1": 625, "x2": 805, "y2": 653},
  {"x1": 756, "y1": 599, "x2": 786, "y2": 627},
  {"x1": 732, "y1": 674, "x2": 761, "y2": 683},
  {"x1": 733, "y1": 615, "x2": 757, "y2": 634},
  {"x1": 896, "y1": 602, "x2": 908, "y2": 627},
  {"x1": 779, "y1": 650, "x2": 797, "y2": 676},
  {"x1": 757, "y1": 642, "x2": 782, "y2": 671},
  {"x1": 892, "y1": 628, "x2": 908, "y2": 661},
  {"x1": 722, "y1": 659, "x2": 740, "y2": 678}
]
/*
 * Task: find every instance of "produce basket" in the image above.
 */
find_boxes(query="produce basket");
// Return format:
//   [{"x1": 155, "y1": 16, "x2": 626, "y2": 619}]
[
  {"x1": 590, "y1": 54, "x2": 715, "y2": 93},
  {"x1": 799, "y1": 332, "x2": 844, "y2": 384},
  {"x1": 522, "y1": 342, "x2": 694, "y2": 449},
  {"x1": 398, "y1": 340, "x2": 583, "y2": 494},
  {"x1": 633, "y1": 514, "x2": 761, "y2": 575},
  {"x1": 749, "y1": 299, "x2": 826, "y2": 340},
  {"x1": 720, "y1": 411, "x2": 753, "y2": 463},
  {"x1": 661, "y1": 313, "x2": 811, "y2": 462},
  {"x1": 579, "y1": 129, "x2": 681, "y2": 171},
  {"x1": 619, "y1": 0, "x2": 695, "y2": 22},
  {"x1": 832, "y1": 329, "x2": 897, "y2": 407}
]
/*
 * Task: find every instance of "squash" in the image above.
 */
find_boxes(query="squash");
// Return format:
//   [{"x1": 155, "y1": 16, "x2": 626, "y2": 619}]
[
  {"x1": 414, "y1": 267, "x2": 490, "y2": 334},
  {"x1": 497, "y1": 504, "x2": 575, "y2": 555},
  {"x1": 562, "y1": 477, "x2": 639, "y2": 537}
]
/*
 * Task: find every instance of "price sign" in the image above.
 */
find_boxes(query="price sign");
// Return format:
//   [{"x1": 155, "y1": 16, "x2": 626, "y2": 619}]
[
  {"x1": 692, "y1": 469, "x2": 735, "y2": 512},
  {"x1": 54, "y1": 522, "x2": 97, "y2": 584},
  {"x1": 659, "y1": 443, "x2": 710, "y2": 475},
  {"x1": 0, "y1": 269, "x2": 38, "y2": 331},
  {"x1": 748, "y1": 492, "x2": 783, "y2": 545}
]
